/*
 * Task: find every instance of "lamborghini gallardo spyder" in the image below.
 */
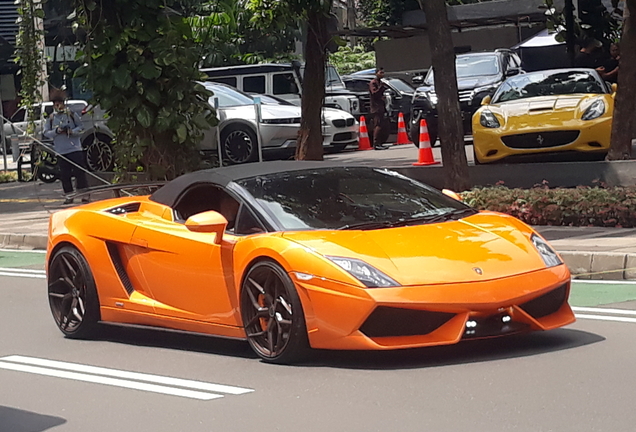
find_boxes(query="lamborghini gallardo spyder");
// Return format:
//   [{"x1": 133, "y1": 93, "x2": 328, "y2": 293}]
[
  {"x1": 472, "y1": 68, "x2": 614, "y2": 164},
  {"x1": 47, "y1": 162, "x2": 575, "y2": 363}
]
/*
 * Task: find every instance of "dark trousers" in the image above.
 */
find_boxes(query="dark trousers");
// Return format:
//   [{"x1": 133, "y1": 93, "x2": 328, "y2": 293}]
[
  {"x1": 372, "y1": 111, "x2": 388, "y2": 147},
  {"x1": 58, "y1": 150, "x2": 88, "y2": 194}
]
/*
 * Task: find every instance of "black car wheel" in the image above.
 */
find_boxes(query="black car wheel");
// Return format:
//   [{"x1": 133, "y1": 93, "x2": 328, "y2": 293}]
[
  {"x1": 37, "y1": 169, "x2": 58, "y2": 183},
  {"x1": 48, "y1": 246, "x2": 101, "y2": 339},
  {"x1": 221, "y1": 125, "x2": 258, "y2": 165},
  {"x1": 83, "y1": 133, "x2": 114, "y2": 172},
  {"x1": 240, "y1": 260, "x2": 309, "y2": 364}
]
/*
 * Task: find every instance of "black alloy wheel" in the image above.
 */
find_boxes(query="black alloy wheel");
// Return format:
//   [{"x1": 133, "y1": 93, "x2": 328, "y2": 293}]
[
  {"x1": 48, "y1": 246, "x2": 101, "y2": 338},
  {"x1": 37, "y1": 169, "x2": 58, "y2": 183},
  {"x1": 84, "y1": 134, "x2": 114, "y2": 172},
  {"x1": 221, "y1": 125, "x2": 258, "y2": 165},
  {"x1": 240, "y1": 261, "x2": 309, "y2": 364}
]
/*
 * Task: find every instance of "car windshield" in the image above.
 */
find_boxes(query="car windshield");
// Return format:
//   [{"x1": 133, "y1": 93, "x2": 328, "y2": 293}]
[
  {"x1": 492, "y1": 70, "x2": 606, "y2": 103},
  {"x1": 206, "y1": 84, "x2": 254, "y2": 107},
  {"x1": 386, "y1": 78, "x2": 414, "y2": 93},
  {"x1": 236, "y1": 167, "x2": 471, "y2": 231},
  {"x1": 425, "y1": 54, "x2": 500, "y2": 85}
]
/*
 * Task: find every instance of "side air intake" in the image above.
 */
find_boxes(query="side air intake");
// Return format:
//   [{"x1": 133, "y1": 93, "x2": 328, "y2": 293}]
[
  {"x1": 360, "y1": 307, "x2": 455, "y2": 338},
  {"x1": 106, "y1": 242, "x2": 135, "y2": 295},
  {"x1": 519, "y1": 284, "x2": 568, "y2": 319},
  {"x1": 107, "y1": 203, "x2": 141, "y2": 215}
]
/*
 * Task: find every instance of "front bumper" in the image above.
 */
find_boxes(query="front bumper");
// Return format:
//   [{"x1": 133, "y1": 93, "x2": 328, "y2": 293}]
[
  {"x1": 292, "y1": 264, "x2": 574, "y2": 350},
  {"x1": 473, "y1": 116, "x2": 611, "y2": 164}
]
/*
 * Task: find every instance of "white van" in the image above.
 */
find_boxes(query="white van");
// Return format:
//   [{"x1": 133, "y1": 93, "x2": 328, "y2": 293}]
[{"x1": 200, "y1": 63, "x2": 361, "y2": 116}]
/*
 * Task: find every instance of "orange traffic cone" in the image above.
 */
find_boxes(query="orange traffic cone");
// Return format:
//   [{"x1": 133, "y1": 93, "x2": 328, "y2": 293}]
[
  {"x1": 357, "y1": 116, "x2": 373, "y2": 151},
  {"x1": 413, "y1": 119, "x2": 440, "y2": 166},
  {"x1": 395, "y1": 112, "x2": 412, "y2": 145}
]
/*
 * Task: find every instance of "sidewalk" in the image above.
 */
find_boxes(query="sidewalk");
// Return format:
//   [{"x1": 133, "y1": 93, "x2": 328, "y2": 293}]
[{"x1": 2, "y1": 153, "x2": 636, "y2": 280}]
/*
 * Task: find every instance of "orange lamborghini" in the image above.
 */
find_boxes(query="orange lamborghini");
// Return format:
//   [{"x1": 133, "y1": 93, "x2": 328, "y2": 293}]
[{"x1": 47, "y1": 162, "x2": 575, "y2": 363}]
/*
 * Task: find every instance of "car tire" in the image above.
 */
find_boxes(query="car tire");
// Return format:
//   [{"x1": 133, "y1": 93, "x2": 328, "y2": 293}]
[
  {"x1": 221, "y1": 125, "x2": 258, "y2": 165},
  {"x1": 48, "y1": 246, "x2": 101, "y2": 339},
  {"x1": 240, "y1": 260, "x2": 310, "y2": 364},
  {"x1": 37, "y1": 169, "x2": 58, "y2": 183},
  {"x1": 83, "y1": 133, "x2": 114, "y2": 172}
]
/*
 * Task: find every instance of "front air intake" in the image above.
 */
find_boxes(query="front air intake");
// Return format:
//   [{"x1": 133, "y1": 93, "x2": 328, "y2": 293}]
[
  {"x1": 360, "y1": 307, "x2": 455, "y2": 338},
  {"x1": 519, "y1": 284, "x2": 568, "y2": 319}
]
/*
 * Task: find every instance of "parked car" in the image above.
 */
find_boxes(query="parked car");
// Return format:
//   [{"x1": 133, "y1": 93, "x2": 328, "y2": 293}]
[
  {"x1": 410, "y1": 49, "x2": 524, "y2": 146},
  {"x1": 200, "y1": 82, "x2": 357, "y2": 164},
  {"x1": 3, "y1": 100, "x2": 115, "y2": 171},
  {"x1": 342, "y1": 74, "x2": 415, "y2": 133},
  {"x1": 472, "y1": 68, "x2": 613, "y2": 164},
  {"x1": 200, "y1": 62, "x2": 361, "y2": 117},
  {"x1": 256, "y1": 94, "x2": 358, "y2": 152}
]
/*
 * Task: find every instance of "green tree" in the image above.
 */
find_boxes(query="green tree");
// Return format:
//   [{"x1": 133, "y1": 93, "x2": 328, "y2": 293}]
[
  {"x1": 329, "y1": 45, "x2": 376, "y2": 75},
  {"x1": 73, "y1": 0, "x2": 218, "y2": 179},
  {"x1": 247, "y1": 0, "x2": 333, "y2": 161}
]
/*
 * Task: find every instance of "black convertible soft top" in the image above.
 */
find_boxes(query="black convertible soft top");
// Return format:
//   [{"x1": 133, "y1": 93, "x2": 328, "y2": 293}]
[{"x1": 150, "y1": 160, "x2": 353, "y2": 208}]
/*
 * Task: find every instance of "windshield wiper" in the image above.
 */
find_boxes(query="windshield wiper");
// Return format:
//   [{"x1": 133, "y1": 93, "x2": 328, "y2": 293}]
[
  {"x1": 337, "y1": 221, "x2": 394, "y2": 231},
  {"x1": 389, "y1": 208, "x2": 478, "y2": 228}
]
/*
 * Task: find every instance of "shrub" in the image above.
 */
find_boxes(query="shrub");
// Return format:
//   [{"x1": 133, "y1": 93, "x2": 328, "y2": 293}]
[{"x1": 461, "y1": 184, "x2": 636, "y2": 228}]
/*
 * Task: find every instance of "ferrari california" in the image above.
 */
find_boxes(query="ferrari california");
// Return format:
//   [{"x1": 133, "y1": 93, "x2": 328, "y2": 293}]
[
  {"x1": 472, "y1": 68, "x2": 614, "y2": 164},
  {"x1": 47, "y1": 162, "x2": 575, "y2": 363}
]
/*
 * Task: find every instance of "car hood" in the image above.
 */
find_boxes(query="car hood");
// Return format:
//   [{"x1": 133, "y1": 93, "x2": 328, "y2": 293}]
[
  {"x1": 282, "y1": 214, "x2": 547, "y2": 286},
  {"x1": 486, "y1": 94, "x2": 612, "y2": 125},
  {"x1": 322, "y1": 107, "x2": 355, "y2": 120},
  {"x1": 221, "y1": 104, "x2": 302, "y2": 121}
]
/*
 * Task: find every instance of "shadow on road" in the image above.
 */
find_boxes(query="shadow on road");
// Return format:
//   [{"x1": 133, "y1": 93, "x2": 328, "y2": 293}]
[
  {"x1": 304, "y1": 328, "x2": 604, "y2": 370},
  {"x1": 0, "y1": 406, "x2": 66, "y2": 432},
  {"x1": 93, "y1": 323, "x2": 602, "y2": 369}
]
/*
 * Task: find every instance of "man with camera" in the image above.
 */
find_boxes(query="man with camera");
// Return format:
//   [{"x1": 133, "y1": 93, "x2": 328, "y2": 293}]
[{"x1": 43, "y1": 91, "x2": 88, "y2": 204}]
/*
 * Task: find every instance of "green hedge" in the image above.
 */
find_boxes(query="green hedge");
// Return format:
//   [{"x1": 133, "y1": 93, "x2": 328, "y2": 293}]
[{"x1": 461, "y1": 185, "x2": 636, "y2": 228}]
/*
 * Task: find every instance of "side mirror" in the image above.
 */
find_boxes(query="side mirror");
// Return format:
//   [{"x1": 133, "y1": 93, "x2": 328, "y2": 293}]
[
  {"x1": 481, "y1": 95, "x2": 492, "y2": 106},
  {"x1": 505, "y1": 68, "x2": 521, "y2": 77},
  {"x1": 185, "y1": 211, "x2": 228, "y2": 244},
  {"x1": 442, "y1": 189, "x2": 463, "y2": 201},
  {"x1": 611, "y1": 83, "x2": 617, "y2": 96}
]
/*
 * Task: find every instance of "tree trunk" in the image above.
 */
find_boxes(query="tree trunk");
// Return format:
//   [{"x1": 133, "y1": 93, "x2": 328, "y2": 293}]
[
  {"x1": 296, "y1": 9, "x2": 326, "y2": 161},
  {"x1": 419, "y1": 0, "x2": 470, "y2": 191},
  {"x1": 608, "y1": 0, "x2": 636, "y2": 160}
]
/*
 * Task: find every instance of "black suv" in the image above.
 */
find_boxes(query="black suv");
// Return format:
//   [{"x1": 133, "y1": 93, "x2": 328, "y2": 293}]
[{"x1": 409, "y1": 49, "x2": 523, "y2": 146}]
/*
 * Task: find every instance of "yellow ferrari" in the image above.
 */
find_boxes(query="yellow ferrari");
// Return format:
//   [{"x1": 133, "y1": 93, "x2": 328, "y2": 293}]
[{"x1": 473, "y1": 68, "x2": 614, "y2": 164}]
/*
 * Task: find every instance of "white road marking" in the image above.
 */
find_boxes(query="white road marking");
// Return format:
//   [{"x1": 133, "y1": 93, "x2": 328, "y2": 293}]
[
  {"x1": 572, "y1": 279, "x2": 636, "y2": 285},
  {"x1": 0, "y1": 355, "x2": 254, "y2": 397},
  {"x1": 574, "y1": 314, "x2": 636, "y2": 324},
  {"x1": 0, "y1": 361, "x2": 222, "y2": 400},
  {"x1": 0, "y1": 248, "x2": 47, "y2": 254},
  {"x1": 0, "y1": 271, "x2": 46, "y2": 279},
  {"x1": 572, "y1": 306, "x2": 636, "y2": 316},
  {"x1": 0, "y1": 267, "x2": 45, "y2": 274}
]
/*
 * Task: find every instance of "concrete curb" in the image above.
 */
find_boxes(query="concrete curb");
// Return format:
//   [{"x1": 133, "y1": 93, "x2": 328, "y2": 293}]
[
  {"x1": 0, "y1": 233, "x2": 48, "y2": 250},
  {"x1": 1, "y1": 233, "x2": 635, "y2": 280}
]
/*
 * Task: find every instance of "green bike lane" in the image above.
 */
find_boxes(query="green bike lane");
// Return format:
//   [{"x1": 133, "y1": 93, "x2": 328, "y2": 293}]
[{"x1": 2, "y1": 250, "x2": 636, "y2": 308}]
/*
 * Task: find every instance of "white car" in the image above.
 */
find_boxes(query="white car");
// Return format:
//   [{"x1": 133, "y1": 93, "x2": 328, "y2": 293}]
[
  {"x1": 3, "y1": 100, "x2": 115, "y2": 171},
  {"x1": 200, "y1": 83, "x2": 358, "y2": 164}
]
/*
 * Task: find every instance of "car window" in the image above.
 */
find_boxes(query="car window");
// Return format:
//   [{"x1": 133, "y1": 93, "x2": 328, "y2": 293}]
[
  {"x1": 506, "y1": 55, "x2": 517, "y2": 71},
  {"x1": 386, "y1": 78, "x2": 414, "y2": 93},
  {"x1": 344, "y1": 79, "x2": 370, "y2": 93},
  {"x1": 238, "y1": 167, "x2": 469, "y2": 231},
  {"x1": 207, "y1": 84, "x2": 254, "y2": 107},
  {"x1": 210, "y1": 77, "x2": 237, "y2": 87},
  {"x1": 426, "y1": 54, "x2": 500, "y2": 84},
  {"x1": 243, "y1": 75, "x2": 266, "y2": 94},
  {"x1": 10, "y1": 108, "x2": 25, "y2": 123},
  {"x1": 173, "y1": 183, "x2": 243, "y2": 232},
  {"x1": 272, "y1": 73, "x2": 299, "y2": 95},
  {"x1": 493, "y1": 70, "x2": 606, "y2": 103}
]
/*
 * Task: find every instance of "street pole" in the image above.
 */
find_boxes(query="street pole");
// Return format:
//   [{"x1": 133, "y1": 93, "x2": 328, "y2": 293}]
[{"x1": 0, "y1": 88, "x2": 6, "y2": 172}]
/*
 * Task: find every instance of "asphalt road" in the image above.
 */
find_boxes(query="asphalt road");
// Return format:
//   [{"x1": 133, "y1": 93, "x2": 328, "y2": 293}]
[{"x1": 2, "y1": 252, "x2": 636, "y2": 432}]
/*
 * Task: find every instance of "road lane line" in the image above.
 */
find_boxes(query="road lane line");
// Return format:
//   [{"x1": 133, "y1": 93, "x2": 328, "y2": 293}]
[
  {"x1": 572, "y1": 306, "x2": 636, "y2": 316},
  {"x1": 0, "y1": 355, "x2": 253, "y2": 395},
  {"x1": 574, "y1": 314, "x2": 636, "y2": 324},
  {"x1": 0, "y1": 271, "x2": 46, "y2": 279},
  {"x1": 0, "y1": 267, "x2": 46, "y2": 274},
  {"x1": 0, "y1": 248, "x2": 47, "y2": 254},
  {"x1": 572, "y1": 279, "x2": 636, "y2": 285},
  {"x1": 0, "y1": 361, "x2": 223, "y2": 400}
]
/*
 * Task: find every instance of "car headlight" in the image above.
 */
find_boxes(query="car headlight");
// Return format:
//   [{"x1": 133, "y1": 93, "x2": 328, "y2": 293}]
[
  {"x1": 426, "y1": 92, "x2": 438, "y2": 105},
  {"x1": 531, "y1": 234, "x2": 562, "y2": 267},
  {"x1": 582, "y1": 99, "x2": 606, "y2": 121},
  {"x1": 326, "y1": 256, "x2": 400, "y2": 288},
  {"x1": 479, "y1": 110, "x2": 500, "y2": 128}
]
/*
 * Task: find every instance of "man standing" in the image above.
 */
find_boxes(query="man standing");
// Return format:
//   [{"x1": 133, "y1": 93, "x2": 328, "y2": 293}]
[
  {"x1": 43, "y1": 92, "x2": 88, "y2": 204},
  {"x1": 573, "y1": 38, "x2": 603, "y2": 69},
  {"x1": 368, "y1": 68, "x2": 389, "y2": 150}
]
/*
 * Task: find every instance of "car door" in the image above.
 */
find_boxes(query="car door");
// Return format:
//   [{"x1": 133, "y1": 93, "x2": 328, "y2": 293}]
[{"x1": 128, "y1": 185, "x2": 239, "y2": 325}]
